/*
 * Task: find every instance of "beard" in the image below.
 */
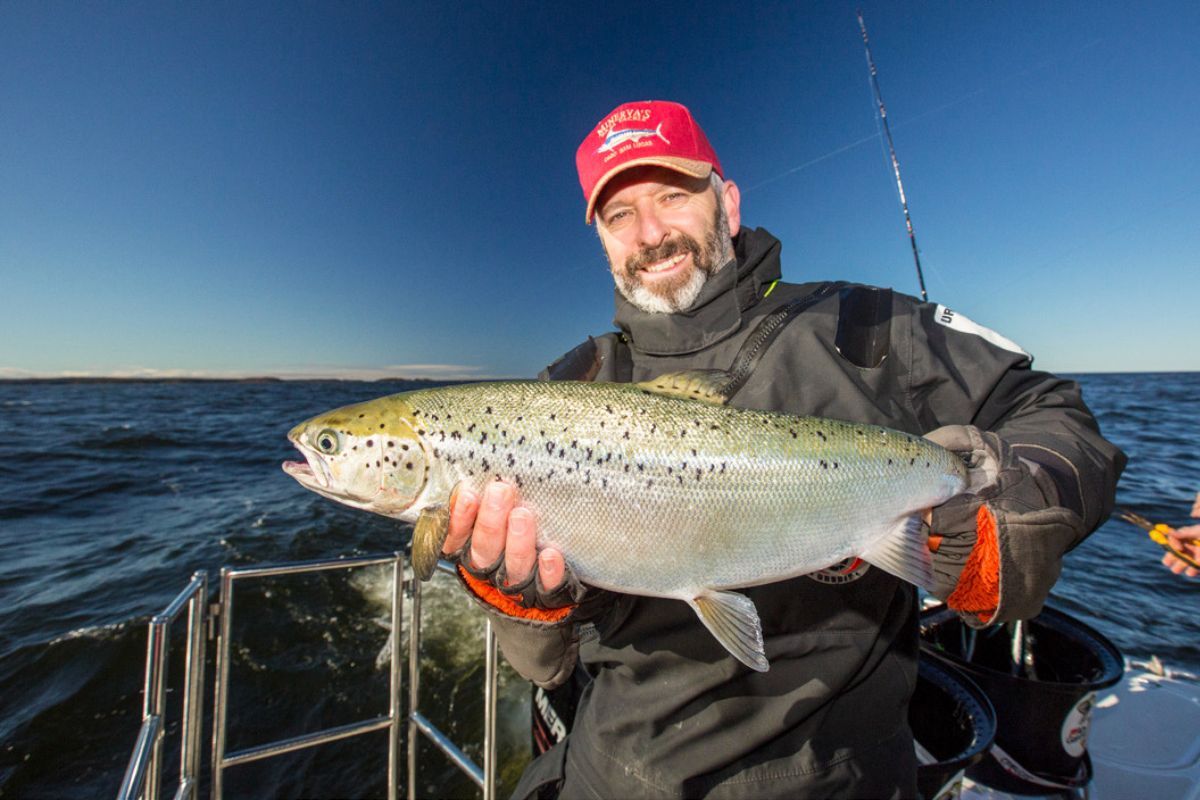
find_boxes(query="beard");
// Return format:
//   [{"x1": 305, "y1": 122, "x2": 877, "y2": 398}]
[{"x1": 610, "y1": 202, "x2": 732, "y2": 315}]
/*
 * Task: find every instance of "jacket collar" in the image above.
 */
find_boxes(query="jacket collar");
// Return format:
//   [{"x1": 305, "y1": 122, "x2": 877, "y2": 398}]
[{"x1": 612, "y1": 227, "x2": 784, "y2": 356}]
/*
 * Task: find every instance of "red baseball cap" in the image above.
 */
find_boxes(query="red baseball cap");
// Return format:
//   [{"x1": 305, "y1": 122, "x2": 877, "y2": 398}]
[{"x1": 577, "y1": 100, "x2": 723, "y2": 224}]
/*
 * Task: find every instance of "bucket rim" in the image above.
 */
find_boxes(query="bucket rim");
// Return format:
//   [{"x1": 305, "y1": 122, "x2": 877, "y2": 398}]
[{"x1": 919, "y1": 603, "x2": 1125, "y2": 691}]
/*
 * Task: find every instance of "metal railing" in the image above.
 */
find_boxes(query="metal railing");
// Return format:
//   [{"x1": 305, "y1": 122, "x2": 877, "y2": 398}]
[
  {"x1": 117, "y1": 571, "x2": 208, "y2": 800},
  {"x1": 118, "y1": 552, "x2": 502, "y2": 800}
]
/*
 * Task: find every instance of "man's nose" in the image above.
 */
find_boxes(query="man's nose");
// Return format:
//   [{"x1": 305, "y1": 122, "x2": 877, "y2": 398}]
[{"x1": 634, "y1": 206, "x2": 669, "y2": 248}]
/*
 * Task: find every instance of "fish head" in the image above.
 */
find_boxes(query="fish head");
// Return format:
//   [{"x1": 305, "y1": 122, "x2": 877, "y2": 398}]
[{"x1": 283, "y1": 395, "x2": 428, "y2": 518}]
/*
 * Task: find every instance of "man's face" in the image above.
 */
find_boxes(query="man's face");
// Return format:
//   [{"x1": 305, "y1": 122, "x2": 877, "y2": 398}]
[{"x1": 595, "y1": 167, "x2": 741, "y2": 314}]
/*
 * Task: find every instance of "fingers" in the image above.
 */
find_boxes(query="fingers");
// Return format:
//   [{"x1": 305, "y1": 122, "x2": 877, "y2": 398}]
[
  {"x1": 441, "y1": 480, "x2": 545, "y2": 584},
  {"x1": 1192, "y1": 491, "x2": 1200, "y2": 518},
  {"x1": 505, "y1": 507, "x2": 538, "y2": 584},
  {"x1": 538, "y1": 548, "x2": 566, "y2": 591},
  {"x1": 470, "y1": 480, "x2": 517, "y2": 570},
  {"x1": 1162, "y1": 551, "x2": 1199, "y2": 578},
  {"x1": 443, "y1": 484, "x2": 479, "y2": 556}
]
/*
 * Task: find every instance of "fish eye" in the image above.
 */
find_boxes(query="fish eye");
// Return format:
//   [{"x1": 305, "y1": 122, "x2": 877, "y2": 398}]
[{"x1": 315, "y1": 429, "x2": 340, "y2": 454}]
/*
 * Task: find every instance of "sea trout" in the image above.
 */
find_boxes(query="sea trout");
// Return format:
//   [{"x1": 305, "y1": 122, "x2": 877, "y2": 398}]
[{"x1": 283, "y1": 370, "x2": 968, "y2": 671}]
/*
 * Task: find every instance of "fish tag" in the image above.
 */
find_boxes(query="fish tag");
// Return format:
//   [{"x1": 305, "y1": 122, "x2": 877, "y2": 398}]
[
  {"x1": 636, "y1": 370, "x2": 734, "y2": 405},
  {"x1": 688, "y1": 589, "x2": 768, "y2": 672}
]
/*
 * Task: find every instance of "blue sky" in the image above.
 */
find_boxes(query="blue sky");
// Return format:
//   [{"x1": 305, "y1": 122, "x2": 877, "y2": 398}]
[{"x1": 2, "y1": 1, "x2": 1196, "y2": 379}]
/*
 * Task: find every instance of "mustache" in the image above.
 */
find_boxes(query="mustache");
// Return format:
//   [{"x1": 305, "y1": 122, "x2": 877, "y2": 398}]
[{"x1": 623, "y1": 234, "x2": 702, "y2": 277}]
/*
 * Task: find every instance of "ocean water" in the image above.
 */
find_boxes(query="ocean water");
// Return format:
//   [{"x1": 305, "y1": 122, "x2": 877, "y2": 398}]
[{"x1": 0, "y1": 374, "x2": 1197, "y2": 798}]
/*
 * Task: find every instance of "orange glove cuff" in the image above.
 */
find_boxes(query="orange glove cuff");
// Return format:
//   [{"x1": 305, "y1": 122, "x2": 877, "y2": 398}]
[
  {"x1": 457, "y1": 565, "x2": 576, "y2": 624},
  {"x1": 945, "y1": 505, "x2": 999, "y2": 624}
]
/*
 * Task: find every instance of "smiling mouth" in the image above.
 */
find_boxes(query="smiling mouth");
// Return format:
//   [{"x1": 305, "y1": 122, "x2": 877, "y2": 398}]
[{"x1": 642, "y1": 253, "x2": 687, "y2": 275}]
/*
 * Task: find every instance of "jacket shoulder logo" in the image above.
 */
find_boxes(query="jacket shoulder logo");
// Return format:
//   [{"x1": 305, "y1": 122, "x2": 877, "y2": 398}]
[{"x1": 934, "y1": 305, "x2": 1030, "y2": 359}]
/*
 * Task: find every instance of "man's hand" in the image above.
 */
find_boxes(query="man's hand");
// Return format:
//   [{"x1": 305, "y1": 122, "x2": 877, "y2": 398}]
[
  {"x1": 922, "y1": 424, "x2": 1085, "y2": 624},
  {"x1": 442, "y1": 479, "x2": 568, "y2": 595},
  {"x1": 1162, "y1": 492, "x2": 1200, "y2": 578}
]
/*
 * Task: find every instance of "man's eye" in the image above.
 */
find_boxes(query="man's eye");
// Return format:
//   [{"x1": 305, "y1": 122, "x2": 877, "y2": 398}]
[{"x1": 606, "y1": 210, "x2": 631, "y2": 224}]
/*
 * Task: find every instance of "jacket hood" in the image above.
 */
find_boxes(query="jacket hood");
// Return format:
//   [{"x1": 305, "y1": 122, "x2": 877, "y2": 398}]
[{"x1": 612, "y1": 227, "x2": 784, "y2": 356}]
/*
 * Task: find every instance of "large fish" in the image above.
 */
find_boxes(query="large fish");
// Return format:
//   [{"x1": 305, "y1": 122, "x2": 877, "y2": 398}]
[{"x1": 283, "y1": 370, "x2": 968, "y2": 671}]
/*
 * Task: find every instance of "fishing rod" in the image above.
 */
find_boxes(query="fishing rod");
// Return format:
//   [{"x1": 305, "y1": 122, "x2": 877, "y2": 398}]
[{"x1": 856, "y1": 10, "x2": 929, "y2": 302}]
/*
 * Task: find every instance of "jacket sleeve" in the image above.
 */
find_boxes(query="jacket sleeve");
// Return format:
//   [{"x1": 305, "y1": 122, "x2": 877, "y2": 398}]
[{"x1": 908, "y1": 301, "x2": 1126, "y2": 622}]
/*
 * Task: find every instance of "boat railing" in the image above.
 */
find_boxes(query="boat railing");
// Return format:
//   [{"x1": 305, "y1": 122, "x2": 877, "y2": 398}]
[{"x1": 118, "y1": 551, "x2": 502, "y2": 800}]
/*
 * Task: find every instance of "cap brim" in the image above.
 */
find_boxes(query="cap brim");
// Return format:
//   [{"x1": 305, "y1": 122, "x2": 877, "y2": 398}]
[{"x1": 585, "y1": 157, "x2": 714, "y2": 224}]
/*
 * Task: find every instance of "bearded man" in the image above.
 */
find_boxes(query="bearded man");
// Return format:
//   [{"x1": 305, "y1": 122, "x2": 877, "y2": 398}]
[{"x1": 439, "y1": 101, "x2": 1124, "y2": 799}]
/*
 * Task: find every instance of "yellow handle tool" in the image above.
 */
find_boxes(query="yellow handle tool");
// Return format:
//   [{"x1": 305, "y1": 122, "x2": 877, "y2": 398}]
[{"x1": 1114, "y1": 508, "x2": 1200, "y2": 571}]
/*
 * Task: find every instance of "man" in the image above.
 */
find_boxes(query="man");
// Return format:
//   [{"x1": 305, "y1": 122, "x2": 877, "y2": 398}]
[{"x1": 440, "y1": 100, "x2": 1125, "y2": 798}]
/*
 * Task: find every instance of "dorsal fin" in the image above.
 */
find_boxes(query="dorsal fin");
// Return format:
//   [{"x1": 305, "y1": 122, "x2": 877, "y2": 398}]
[{"x1": 635, "y1": 370, "x2": 733, "y2": 405}]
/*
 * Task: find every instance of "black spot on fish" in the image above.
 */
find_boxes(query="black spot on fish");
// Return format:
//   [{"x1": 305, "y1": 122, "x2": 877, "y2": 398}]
[
  {"x1": 482, "y1": 459, "x2": 490, "y2": 472},
  {"x1": 366, "y1": 440, "x2": 374, "y2": 447},
  {"x1": 467, "y1": 423, "x2": 476, "y2": 432},
  {"x1": 358, "y1": 413, "x2": 365, "y2": 418},
  {"x1": 820, "y1": 460, "x2": 828, "y2": 469},
  {"x1": 623, "y1": 430, "x2": 630, "y2": 440},
  {"x1": 910, "y1": 458, "x2": 916, "y2": 466},
  {"x1": 481, "y1": 432, "x2": 488, "y2": 443},
  {"x1": 402, "y1": 444, "x2": 410, "y2": 451},
  {"x1": 605, "y1": 404, "x2": 613, "y2": 414},
  {"x1": 517, "y1": 435, "x2": 526, "y2": 445},
  {"x1": 549, "y1": 413, "x2": 556, "y2": 421},
  {"x1": 677, "y1": 475, "x2": 684, "y2": 485},
  {"x1": 571, "y1": 440, "x2": 578, "y2": 449},
  {"x1": 387, "y1": 441, "x2": 394, "y2": 448},
  {"x1": 405, "y1": 462, "x2": 413, "y2": 470},
  {"x1": 486, "y1": 406, "x2": 493, "y2": 414},
  {"x1": 546, "y1": 442, "x2": 555, "y2": 455}
]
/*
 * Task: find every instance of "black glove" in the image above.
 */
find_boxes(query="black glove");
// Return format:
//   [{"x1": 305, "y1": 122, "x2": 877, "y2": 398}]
[
  {"x1": 443, "y1": 537, "x2": 589, "y2": 627},
  {"x1": 925, "y1": 425, "x2": 1086, "y2": 625}
]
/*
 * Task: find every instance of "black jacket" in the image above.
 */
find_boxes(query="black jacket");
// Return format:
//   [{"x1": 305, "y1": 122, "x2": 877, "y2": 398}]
[{"x1": 501, "y1": 227, "x2": 1124, "y2": 799}]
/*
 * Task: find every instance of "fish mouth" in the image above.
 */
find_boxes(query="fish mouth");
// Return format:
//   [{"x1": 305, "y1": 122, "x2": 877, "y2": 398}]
[{"x1": 282, "y1": 444, "x2": 331, "y2": 490}]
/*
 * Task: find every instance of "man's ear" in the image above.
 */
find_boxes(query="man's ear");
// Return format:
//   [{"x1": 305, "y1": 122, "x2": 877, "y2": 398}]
[{"x1": 722, "y1": 179, "x2": 741, "y2": 238}]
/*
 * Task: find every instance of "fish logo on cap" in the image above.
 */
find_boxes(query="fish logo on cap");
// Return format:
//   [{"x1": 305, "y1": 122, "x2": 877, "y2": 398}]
[{"x1": 576, "y1": 100, "x2": 724, "y2": 223}]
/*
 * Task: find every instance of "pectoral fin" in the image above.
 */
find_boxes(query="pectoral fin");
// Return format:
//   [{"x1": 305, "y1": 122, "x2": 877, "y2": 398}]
[
  {"x1": 687, "y1": 589, "x2": 768, "y2": 672},
  {"x1": 411, "y1": 504, "x2": 451, "y2": 581},
  {"x1": 859, "y1": 514, "x2": 935, "y2": 589}
]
